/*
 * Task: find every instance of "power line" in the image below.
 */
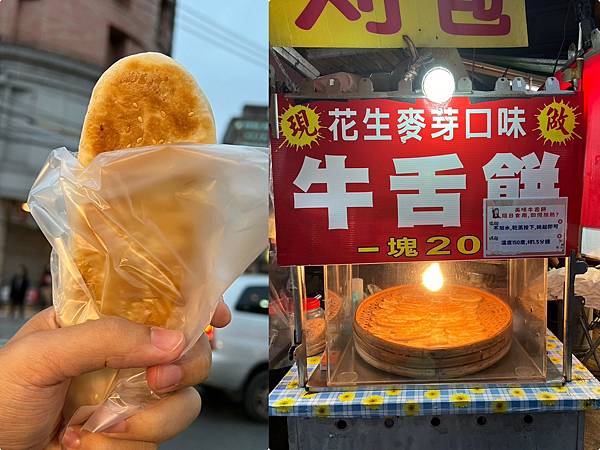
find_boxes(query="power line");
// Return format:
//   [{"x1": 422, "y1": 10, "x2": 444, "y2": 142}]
[
  {"x1": 137, "y1": 0, "x2": 266, "y2": 57},
  {"x1": 176, "y1": 21, "x2": 265, "y2": 69},
  {"x1": 117, "y1": 0, "x2": 267, "y2": 70},
  {"x1": 177, "y1": 3, "x2": 266, "y2": 59},
  {"x1": 177, "y1": 22, "x2": 264, "y2": 69},
  {"x1": 174, "y1": 9, "x2": 265, "y2": 66},
  {"x1": 177, "y1": 10, "x2": 264, "y2": 60}
]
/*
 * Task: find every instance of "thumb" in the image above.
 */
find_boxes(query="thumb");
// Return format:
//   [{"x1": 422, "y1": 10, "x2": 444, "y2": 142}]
[{"x1": 10, "y1": 317, "x2": 185, "y2": 386}]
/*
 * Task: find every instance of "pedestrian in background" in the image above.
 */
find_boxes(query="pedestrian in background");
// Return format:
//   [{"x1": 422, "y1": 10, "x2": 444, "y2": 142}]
[
  {"x1": 9, "y1": 265, "x2": 29, "y2": 320},
  {"x1": 38, "y1": 264, "x2": 52, "y2": 310}
]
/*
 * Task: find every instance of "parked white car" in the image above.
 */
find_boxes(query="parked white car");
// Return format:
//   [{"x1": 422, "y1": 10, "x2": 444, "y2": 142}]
[{"x1": 203, "y1": 274, "x2": 268, "y2": 421}]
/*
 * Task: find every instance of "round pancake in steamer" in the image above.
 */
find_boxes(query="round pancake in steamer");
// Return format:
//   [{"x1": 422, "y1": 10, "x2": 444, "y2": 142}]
[
  {"x1": 61, "y1": 52, "x2": 217, "y2": 418},
  {"x1": 353, "y1": 285, "x2": 513, "y2": 378}
]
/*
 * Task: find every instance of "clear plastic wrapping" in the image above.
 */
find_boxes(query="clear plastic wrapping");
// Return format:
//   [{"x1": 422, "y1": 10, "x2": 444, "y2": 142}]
[{"x1": 28, "y1": 143, "x2": 268, "y2": 431}]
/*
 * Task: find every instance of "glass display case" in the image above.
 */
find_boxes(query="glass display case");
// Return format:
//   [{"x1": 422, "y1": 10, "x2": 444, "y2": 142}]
[{"x1": 302, "y1": 259, "x2": 560, "y2": 391}]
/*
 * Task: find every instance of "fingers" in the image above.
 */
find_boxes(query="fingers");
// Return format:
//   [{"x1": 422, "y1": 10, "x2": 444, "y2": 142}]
[
  {"x1": 99, "y1": 387, "x2": 201, "y2": 444},
  {"x1": 8, "y1": 307, "x2": 59, "y2": 343},
  {"x1": 63, "y1": 426, "x2": 157, "y2": 450},
  {"x1": 10, "y1": 317, "x2": 185, "y2": 386},
  {"x1": 210, "y1": 299, "x2": 231, "y2": 328},
  {"x1": 146, "y1": 334, "x2": 211, "y2": 393}
]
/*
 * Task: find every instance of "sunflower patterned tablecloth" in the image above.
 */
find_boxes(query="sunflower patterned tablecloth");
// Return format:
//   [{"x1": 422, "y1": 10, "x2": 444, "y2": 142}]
[{"x1": 269, "y1": 332, "x2": 600, "y2": 418}]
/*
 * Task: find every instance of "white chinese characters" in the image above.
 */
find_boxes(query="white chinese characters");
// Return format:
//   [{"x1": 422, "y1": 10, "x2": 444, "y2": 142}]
[
  {"x1": 293, "y1": 155, "x2": 373, "y2": 230},
  {"x1": 363, "y1": 108, "x2": 392, "y2": 141},
  {"x1": 292, "y1": 154, "x2": 468, "y2": 230},
  {"x1": 483, "y1": 152, "x2": 560, "y2": 199},
  {"x1": 292, "y1": 151, "x2": 560, "y2": 231},
  {"x1": 466, "y1": 109, "x2": 491, "y2": 139},
  {"x1": 520, "y1": 152, "x2": 560, "y2": 198},
  {"x1": 329, "y1": 108, "x2": 358, "y2": 141},
  {"x1": 390, "y1": 154, "x2": 466, "y2": 227},
  {"x1": 324, "y1": 105, "x2": 529, "y2": 141},
  {"x1": 396, "y1": 108, "x2": 426, "y2": 143},
  {"x1": 498, "y1": 107, "x2": 526, "y2": 138},
  {"x1": 431, "y1": 107, "x2": 459, "y2": 140}
]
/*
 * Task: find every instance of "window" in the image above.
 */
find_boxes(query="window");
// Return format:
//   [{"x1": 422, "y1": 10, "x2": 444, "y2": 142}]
[
  {"x1": 107, "y1": 26, "x2": 128, "y2": 66},
  {"x1": 156, "y1": 0, "x2": 175, "y2": 53},
  {"x1": 235, "y1": 286, "x2": 269, "y2": 315}
]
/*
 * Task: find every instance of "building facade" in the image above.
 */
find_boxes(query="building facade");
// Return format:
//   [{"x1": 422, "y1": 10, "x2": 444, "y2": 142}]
[
  {"x1": 0, "y1": 0, "x2": 175, "y2": 294},
  {"x1": 223, "y1": 105, "x2": 269, "y2": 147}
]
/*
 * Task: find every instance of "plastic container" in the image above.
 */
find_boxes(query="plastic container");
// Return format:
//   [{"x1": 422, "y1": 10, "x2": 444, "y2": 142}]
[{"x1": 305, "y1": 297, "x2": 325, "y2": 356}]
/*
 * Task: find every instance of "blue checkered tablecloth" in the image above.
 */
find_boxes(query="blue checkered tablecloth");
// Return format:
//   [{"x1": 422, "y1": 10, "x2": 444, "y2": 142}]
[{"x1": 269, "y1": 332, "x2": 600, "y2": 417}]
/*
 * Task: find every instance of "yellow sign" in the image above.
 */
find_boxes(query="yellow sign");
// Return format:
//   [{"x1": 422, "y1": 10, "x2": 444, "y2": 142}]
[
  {"x1": 279, "y1": 104, "x2": 323, "y2": 149},
  {"x1": 270, "y1": 0, "x2": 528, "y2": 48},
  {"x1": 536, "y1": 99, "x2": 581, "y2": 145}
]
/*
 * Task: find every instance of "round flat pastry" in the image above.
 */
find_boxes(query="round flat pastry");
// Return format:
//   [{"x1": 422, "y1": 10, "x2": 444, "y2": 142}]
[
  {"x1": 353, "y1": 284, "x2": 512, "y2": 378},
  {"x1": 325, "y1": 289, "x2": 342, "y2": 321}
]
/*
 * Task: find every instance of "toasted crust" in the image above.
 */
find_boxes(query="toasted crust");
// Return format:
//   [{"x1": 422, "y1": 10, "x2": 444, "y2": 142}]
[
  {"x1": 63, "y1": 53, "x2": 217, "y2": 418},
  {"x1": 78, "y1": 52, "x2": 216, "y2": 166}
]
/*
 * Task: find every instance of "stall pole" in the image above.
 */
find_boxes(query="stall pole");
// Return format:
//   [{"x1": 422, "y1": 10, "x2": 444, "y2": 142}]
[
  {"x1": 291, "y1": 265, "x2": 308, "y2": 386},
  {"x1": 564, "y1": 252, "x2": 575, "y2": 381},
  {"x1": 563, "y1": 251, "x2": 589, "y2": 382}
]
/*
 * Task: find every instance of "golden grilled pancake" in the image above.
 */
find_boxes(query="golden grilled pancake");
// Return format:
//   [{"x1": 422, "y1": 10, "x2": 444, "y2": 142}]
[
  {"x1": 353, "y1": 285, "x2": 512, "y2": 377},
  {"x1": 78, "y1": 52, "x2": 216, "y2": 166},
  {"x1": 61, "y1": 52, "x2": 217, "y2": 418},
  {"x1": 59, "y1": 52, "x2": 217, "y2": 329}
]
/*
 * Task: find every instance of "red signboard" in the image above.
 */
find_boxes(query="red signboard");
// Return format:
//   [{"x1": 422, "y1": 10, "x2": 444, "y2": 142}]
[
  {"x1": 271, "y1": 93, "x2": 586, "y2": 266},
  {"x1": 580, "y1": 53, "x2": 600, "y2": 229}
]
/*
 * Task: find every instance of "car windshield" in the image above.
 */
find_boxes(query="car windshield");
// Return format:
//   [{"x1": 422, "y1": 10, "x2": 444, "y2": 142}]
[{"x1": 236, "y1": 286, "x2": 269, "y2": 315}]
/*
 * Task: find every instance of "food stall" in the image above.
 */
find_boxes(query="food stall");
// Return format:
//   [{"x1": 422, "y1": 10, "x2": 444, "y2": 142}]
[
  {"x1": 267, "y1": 1, "x2": 600, "y2": 448},
  {"x1": 268, "y1": 81, "x2": 600, "y2": 448}
]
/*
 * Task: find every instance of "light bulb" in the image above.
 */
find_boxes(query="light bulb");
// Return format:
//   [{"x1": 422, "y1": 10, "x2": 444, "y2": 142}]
[
  {"x1": 422, "y1": 262, "x2": 444, "y2": 292},
  {"x1": 422, "y1": 67, "x2": 455, "y2": 104}
]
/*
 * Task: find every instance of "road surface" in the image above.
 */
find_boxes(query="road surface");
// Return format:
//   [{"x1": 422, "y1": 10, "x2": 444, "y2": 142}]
[{"x1": 162, "y1": 388, "x2": 267, "y2": 450}]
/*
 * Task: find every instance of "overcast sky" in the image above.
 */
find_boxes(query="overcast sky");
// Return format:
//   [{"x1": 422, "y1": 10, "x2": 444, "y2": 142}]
[{"x1": 172, "y1": 0, "x2": 268, "y2": 142}]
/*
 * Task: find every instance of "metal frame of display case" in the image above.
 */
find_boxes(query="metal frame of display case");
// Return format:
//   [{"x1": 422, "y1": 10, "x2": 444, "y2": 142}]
[{"x1": 289, "y1": 254, "x2": 587, "y2": 391}]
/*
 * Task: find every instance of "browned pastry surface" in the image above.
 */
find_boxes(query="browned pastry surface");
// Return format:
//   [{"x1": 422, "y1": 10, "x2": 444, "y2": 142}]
[
  {"x1": 78, "y1": 52, "x2": 216, "y2": 166},
  {"x1": 62, "y1": 53, "x2": 217, "y2": 414},
  {"x1": 354, "y1": 284, "x2": 512, "y2": 351},
  {"x1": 325, "y1": 289, "x2": 342, "y2": 321},
  {"x1": 58, "y1": 53, "x2": 217, "y2": 329}
]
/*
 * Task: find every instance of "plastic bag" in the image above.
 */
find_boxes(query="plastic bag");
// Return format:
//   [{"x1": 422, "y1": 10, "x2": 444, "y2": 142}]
[
  {"x1": 28, "y1": 143, "x2": 268, "y2": 431},
  {"x1": 548, "y1": 266, "x2": 600, "y2": 308},
  {"x1": 268, "y1": 186, "x2": 294, "y2": 370}
]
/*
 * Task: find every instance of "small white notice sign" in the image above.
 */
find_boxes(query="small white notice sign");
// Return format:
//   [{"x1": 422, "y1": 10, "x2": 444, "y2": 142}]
[{"x1": 484, "y1": 198, "x2": 567, "y2": 257}]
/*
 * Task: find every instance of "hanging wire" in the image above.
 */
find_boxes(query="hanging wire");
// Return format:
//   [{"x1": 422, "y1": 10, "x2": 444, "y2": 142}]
[{"x1": 552, "y1": 0, "x2": 574, "y2": 75}]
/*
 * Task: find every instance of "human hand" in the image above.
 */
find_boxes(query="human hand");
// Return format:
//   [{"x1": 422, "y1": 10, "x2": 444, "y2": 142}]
[{"x1": 0, "y1": 302, "x2": 231, "y2": 450}]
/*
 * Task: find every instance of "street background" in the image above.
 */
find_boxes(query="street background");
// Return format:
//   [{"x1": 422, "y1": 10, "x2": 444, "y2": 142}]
[{"x1": 0, "y1": 0, "x2": 268, "y2": 448}]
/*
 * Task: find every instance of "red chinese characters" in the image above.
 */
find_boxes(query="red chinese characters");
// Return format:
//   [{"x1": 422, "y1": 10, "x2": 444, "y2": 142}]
[
  {"x1": 295, "y1": 0, "x2": 402, "y2": 35},
  {"x1": 287, "y1": 109, "x2": 319, "y2": 139},
  {"x1": 438, "y1": 0, "x2": 511, "y2": 36},
  {"x1": 546, "y1": 105, "x2": 568, "y2": 134},
  {"x1": 293, "y1": 0, "x2": 512, "y2": 37}
]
